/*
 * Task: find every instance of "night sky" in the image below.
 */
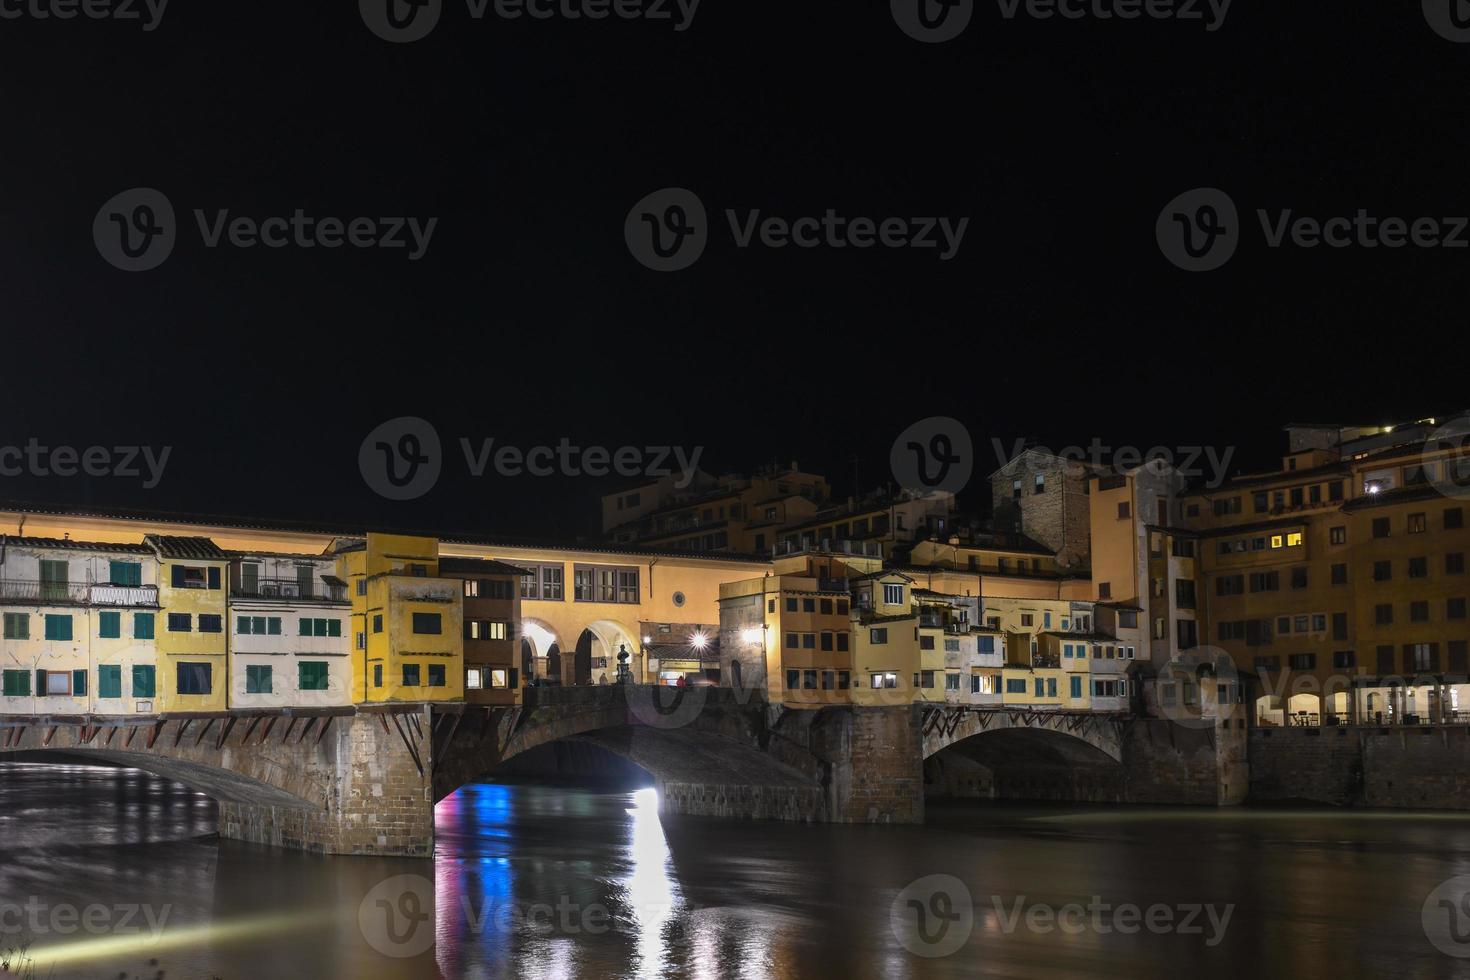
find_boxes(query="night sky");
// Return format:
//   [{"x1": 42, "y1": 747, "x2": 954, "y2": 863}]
[{"x1": 0, "y1": 2, "x2": 1464, "y2": 538}]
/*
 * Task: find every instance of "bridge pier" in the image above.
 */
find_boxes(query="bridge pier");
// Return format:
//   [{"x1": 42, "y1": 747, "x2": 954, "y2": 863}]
[{"x1": 217, "y1": 707, "x2": 436, "y2": 856}]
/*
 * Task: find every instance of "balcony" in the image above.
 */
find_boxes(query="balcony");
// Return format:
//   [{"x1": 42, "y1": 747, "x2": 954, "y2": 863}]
[
  {"x1": 0, "y1": 579, "x2": 158, "y2": 607},
  {"x1": 233, "y1": 578, "x2": 346, "y2": 602}
]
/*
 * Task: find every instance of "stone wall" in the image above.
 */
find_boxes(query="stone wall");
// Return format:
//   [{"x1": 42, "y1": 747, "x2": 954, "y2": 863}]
[
  {"x1": 1250, "y1": 726, "x2": 1470, "y2": 809},
  {"x1": 220, "y1": 707, "x2": 435, "y2": 856}
]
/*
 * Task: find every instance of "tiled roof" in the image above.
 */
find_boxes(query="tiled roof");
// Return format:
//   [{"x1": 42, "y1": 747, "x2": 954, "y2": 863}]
[
  {"x1": 145, "y1": 535, "x2": 227, "y2": 560},
  {"x1": 438, "y1": 556, "x2": 536, "y2": 578},
  {"x1": 0, "y1": 535, "x2": 152, "y2": 554}
]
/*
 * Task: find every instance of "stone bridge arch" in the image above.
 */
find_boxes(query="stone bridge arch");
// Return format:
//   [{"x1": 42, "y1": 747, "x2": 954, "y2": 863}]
[
  {"x1": 431, "y1": 688, "x2": 927, "y2": 825},
  {"x1": 922, "y1": 706, "x2": 1127, "y2": 762}
]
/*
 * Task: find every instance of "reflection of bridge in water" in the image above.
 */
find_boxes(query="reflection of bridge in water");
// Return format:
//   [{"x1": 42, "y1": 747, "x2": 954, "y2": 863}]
[{"x1": 0, "y1": 688, "x2": 1236, "y2": 855}]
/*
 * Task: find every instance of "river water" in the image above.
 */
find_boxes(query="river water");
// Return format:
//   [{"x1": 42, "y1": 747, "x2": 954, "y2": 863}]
[{"x1": 2, "y1": 761, "x2": 1469, "y2": 979}]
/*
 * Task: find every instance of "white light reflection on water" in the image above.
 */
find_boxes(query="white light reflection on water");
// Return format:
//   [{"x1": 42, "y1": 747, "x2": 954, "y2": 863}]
[{"x1": 624, "y1": 786, "x2": 681, "y2": 978}]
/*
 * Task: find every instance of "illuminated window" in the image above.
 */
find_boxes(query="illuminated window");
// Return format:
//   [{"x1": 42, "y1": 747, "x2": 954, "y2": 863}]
[
  {"x1": 466, "y1": 669, "x2": 483, "y2": 690},
  {"x1": 1270, "y1": 535, "x2": 1284, "y2": 549},
  {"x1": 489, "y1": 669, "x2": 509, "y2": 689},
  {"x1": 1286, "y1": 532, "x2": 1303, "y2": 547}
]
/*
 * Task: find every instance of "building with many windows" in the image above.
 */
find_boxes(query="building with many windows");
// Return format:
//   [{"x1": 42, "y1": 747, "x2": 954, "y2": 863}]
[
  {"x1": 148, "y1": 535, "x2": 229, "y2": 713},
  {"x1": 227, "y1": 550, "x2": 351, "y2": 709}
]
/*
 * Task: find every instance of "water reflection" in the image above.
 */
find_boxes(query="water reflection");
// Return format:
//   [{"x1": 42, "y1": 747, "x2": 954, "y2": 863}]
[{"x1": 6, "y1": 763, "x2": 1470, "y2": 978}]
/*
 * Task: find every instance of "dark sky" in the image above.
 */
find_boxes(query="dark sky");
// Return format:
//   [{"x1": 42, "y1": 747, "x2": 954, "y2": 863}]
[{"x1": 0, "y1": 2, "x2": 1463, "y2": 539}]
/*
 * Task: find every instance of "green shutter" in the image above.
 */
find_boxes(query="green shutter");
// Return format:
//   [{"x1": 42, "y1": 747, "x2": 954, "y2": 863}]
[
  {"x1": 3, "y1": 613, "x2": 28, "y2": 640},
  {"x1": 327, "y1": 619, "x2": 342, "y2": 638},
  {"x1": 134, "y1": 613, "x2": 155, "y2": 640},
  {"x1": 44, "y1": 615, "x2": 73, "y2": 641},
  {"x1": 109, "y1": 561, "x2": 142, "y2": 586},
  {"x1": 99, "y1": 612, "x2": 121, "y2": 639},
  {"x1": 299, "y1": 662, "x2": 328, "y2": 691},
  {"x1": 132, "y1": 665, "x2": 156, "y2": 697},
  {"x1": 237, "y1": 616, "x2": 251, "y2": 634},
  {"x1": 246, "y1": 665, "x2": 272, "y2": 694},
  {"x1": 298, "y1": 618, "x2": 310, "y2": 636},
  {"x1": 268, "y1": 617, "x2": 281, "y2": 635},
  {"x1": 73, "y1": 669, "x2": 87, "y2": 696},
  {"x1": 98, "y1": 665, "x2": 122, "y2": 698}
]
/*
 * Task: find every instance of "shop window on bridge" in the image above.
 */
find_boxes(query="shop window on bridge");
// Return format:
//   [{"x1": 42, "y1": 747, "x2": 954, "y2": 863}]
[
  {"x1": 466, "y1": 668, "x2": 483, "y2": 689},
  {"x1": 98, "y1": 665, "x2": 121, "y2": 698},
  {"x1": 176, "y1": 663, "x2": 212, "y2": 695},
  {"x1": 246, "y1": 665, "x2": 272, "y2": 694}
]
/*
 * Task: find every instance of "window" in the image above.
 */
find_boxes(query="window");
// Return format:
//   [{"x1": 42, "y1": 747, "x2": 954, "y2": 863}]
[
  {"x1": 1372, "y1": 517, "x2": 1391, "y2": 539},
  {"x1": 198, "y1": 614, "x2": 222, "y2": 633},
  {"x1": 1118, "y1": 610, "x2": 1137, "y2": 629},
  {"x1": 1374, "y1": 561, "x2": 1393, "y2": 582},
  {"x1": 1020, "y1": 613, "x2": 1034, "y2": 628},
  {"x1": 1288, "y1": 653, "x2": 1316, "y2": 670},
  {"x1": 1098, "y1": 582, "x2": 1112, "y2": 600},
  {"x1": 411, "y1": 613, "x2": 442, "y2": 635},
  {"x1": 373, "y1": 664, "x2": 382, "y2": 687},
  {"x1": 98, "y1": 664, "x2": 122, "y2": 698},
  {"x1": 171, "y1": 564, "x2": 218, "y2": 590},
  {"x1": 838, "y1": 671, "x2": 851, "y2": 690},
  {"x1": 883, "y1": 583, "x2": 905, "y2": 605},
  {"x1": 1331, "y1": 563, "x2": 1348, "y2": 585},
  {"x1": 246, "y1": 665, "x2": 273, "y2": 694},
  {"x1": 427, "y1": 664, "x2": 446, "y2": 687},
  {"x1": 1070, "y1": 675, "x2": 1082, "y2": 699},
  {"x1": 1116, "y1": 502, "x2": 1131, "y2": 520},
  {"x1": 1409, "y1": 513, "x2": 1428, "y2": 534},
  {"x1": 3, "y1": 613, "x2": 28, "y2": 640},
  {"x1": 1450, "y1": 553, "x2": 1467, "y2": 575},
  {"x1": 870, "y1": 628, "x2": 888, "y2": 644},
  {"x1": 1375, "y1": 603, "x2": 1394, "y2": 625},
  {"x1": 41, "y1": 670, "x2": 71, "y2": 696},
  {"x1": 1330, "y1": 526, "x2": 1347, "y2": 545},
  {"x1": 1410, "y1": 644, "x2": 1438, "y2": 672},
  {"x1": 919, "y1": 635, "x2": 935, "y2": 651},
  {"x1": 820, "y1": 632, "x2": 834, "y2": 652},
  {"x1": 466, "y1": 668, "x2": 483, "y2": 690},
  {"x1": 298, "y1": 662, "x2": 329, "y2": 691},
  {"x1": 132, "y1": 665, "x2": 155, "y2": 697},
  {"x1": 97, "y1": 611, "x2": 121, "y2": 638},
  {"x1": 109, "y1": 561, "x2": 142, "y2": 586},
  {"x1": 1409, "y1": 557, "x2": 1429, "y2": 579},
  {"x1": 2, "y1": 670, "x2": 30, "y2": 696},
  {"x1": 176, "y1": 663, "x2": 212, "y2": 695},
  {"x1": 1332, "y1": 612, "x2": 1349, "y2": 641},
  {"x1": 402, "y1": 664, "x2": 421, "y2": 687},
  {"x1": 1217, "y1": 575, "x2": 1245, "y2": 597},
  {"x1": 1249, "y1": 572, "x2": 1280, "y2": 593},
  {"x1": 167, "y1": 613, "x2": 191, "y2": 632},
  {"x1": 870, "y1": 672, "x2": 898, "y2": 689},
  {"x1": 1411, "y1": 601, "x2": 1430, "y2": 623},
  {"x1": 1449, "y1": 507, "x2": 1466, "y2": 530},
  {"x1": 1286, "y1": 532, "x2": 1304, "y2": 547},
  {"x1": 801, "y1": 633, "x2": 815, "y2": 649},
  {"x1": 1333, "y1": 651, "x2": 1357, "y2": 669},
  {"x1": 44, "y1": 614, "x2": 72, "y2": 641},
  {"x1": 1448, "y1": 598, "x2": 1467, "y2": 620},
  {"x1": 1005, "y1": 678, "x2": 1026, "y2": 694}
]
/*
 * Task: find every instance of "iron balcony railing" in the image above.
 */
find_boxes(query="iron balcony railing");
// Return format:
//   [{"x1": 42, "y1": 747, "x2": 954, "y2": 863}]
[
  {"x1": 0, "y1": 579, "x2": 159, "y2": 606},
  {"x1": 232, "y1": 578, "x2": 346, "y2": 602}
]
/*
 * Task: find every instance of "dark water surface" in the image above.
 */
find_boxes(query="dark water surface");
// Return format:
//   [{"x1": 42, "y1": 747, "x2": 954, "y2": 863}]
[{"x1": 3, "y1": 761, "x2": 1470, "y2": 978}]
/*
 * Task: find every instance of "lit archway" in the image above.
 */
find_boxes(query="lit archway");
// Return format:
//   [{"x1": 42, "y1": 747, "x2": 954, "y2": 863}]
[{"x1": 520, "y1": 618, "x2": 563, "y2": 684}]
